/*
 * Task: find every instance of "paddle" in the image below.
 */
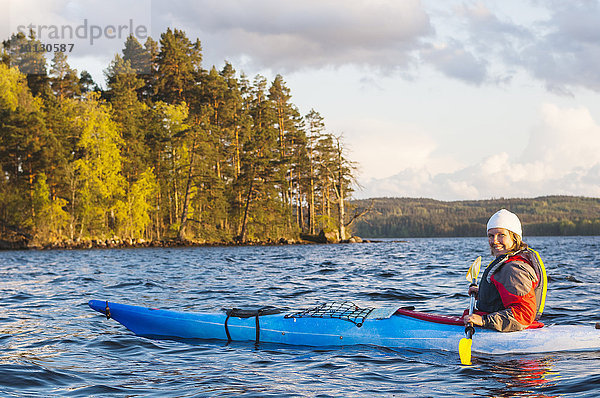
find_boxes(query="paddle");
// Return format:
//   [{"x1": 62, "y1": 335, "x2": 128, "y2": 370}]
[{"x1": 459, "y1": 256, "x2": 482, "y2": 365}]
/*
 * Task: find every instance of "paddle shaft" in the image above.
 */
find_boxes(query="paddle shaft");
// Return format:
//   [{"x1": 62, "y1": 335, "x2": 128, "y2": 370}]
[
  {"x1": 459, "y1": 257, "x2": 482, "y2": 365},
  {"x1": 465, "y1": 283, "x2": 477, "y2": 339}
]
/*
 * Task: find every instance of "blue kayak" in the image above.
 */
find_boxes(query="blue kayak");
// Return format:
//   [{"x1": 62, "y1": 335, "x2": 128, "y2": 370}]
[{"x1": 88, "y1": 300, "x2": 600, "y2": 355}]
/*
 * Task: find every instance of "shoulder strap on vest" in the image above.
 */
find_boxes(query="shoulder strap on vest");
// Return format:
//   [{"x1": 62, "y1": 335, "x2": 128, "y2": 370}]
[
  {"x1": 523, "y1": 248, "x2": 548, "y2": 319},
  {"x1": 485, "y1": 255, "x2": 509, "y2": 283}
]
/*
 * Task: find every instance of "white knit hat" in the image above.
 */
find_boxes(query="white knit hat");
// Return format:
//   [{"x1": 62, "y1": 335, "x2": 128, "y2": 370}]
[{"x1": 486, "y1": 209, "x2": 522, "y2": 238}]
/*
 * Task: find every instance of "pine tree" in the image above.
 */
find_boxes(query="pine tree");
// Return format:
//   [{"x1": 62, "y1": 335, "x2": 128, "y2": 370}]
[
  {"x1": 155, "y1": 28, "x2": 202, "y2": 104},
  {"x1": 105, "y1": 55, "x2": 148, "y2": 182},
  {"x1": 314, "y1": 133, "x2": 336, "y2": 234},
  {"x1": 220, "y1": 63, "x2": 247, "y2": 179},
  {"x1": 2, "y1": 31, "x2": 50, "y2": 96},
  {"x1": 49, "y1": 52, "x2": 80, "y2": 100},
  {"x1": 303, "y1": 109, "x2": 326, "y2": 234},
  {"x1": 121, "y1": 34, "x2": 155, "y2": 102},
  {"x1": 150, "y1": 101, "x2": 190, "y2": 235},
  {"x1": 79, "y1": 70, "x2": 100, "y2": 94},
  {"x1": 140, "y1": 37, "x2": 160, "y2": 100},
  {"x1": 184, "y1": 66, "x2": 231, "y2": 240},
  {"x1": 268, "y1": 75, "x2": 300, "y2": 221},
  {"x1": 0, "y1": 62, "x2": 50, "y2": 230},
  {"x1": 316, "y1": 133, "x2": 356, "y2": 240},
  {"x1": 122, "y1": 34, "x2": 152, "y2": 75},
  {"x1": 237, "y1": 75, "x2": 283, "y2": 242}
]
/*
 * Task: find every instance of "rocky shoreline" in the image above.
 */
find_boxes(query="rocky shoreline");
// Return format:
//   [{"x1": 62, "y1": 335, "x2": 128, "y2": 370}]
[{"x1": 0, "y1": 234, "x2": 373, "y2": 251}]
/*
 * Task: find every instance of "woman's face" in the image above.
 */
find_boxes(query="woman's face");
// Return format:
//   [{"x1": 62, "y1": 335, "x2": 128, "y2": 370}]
[{"x1": 487, "y1": 228, "x2": 516, "y2": 256}]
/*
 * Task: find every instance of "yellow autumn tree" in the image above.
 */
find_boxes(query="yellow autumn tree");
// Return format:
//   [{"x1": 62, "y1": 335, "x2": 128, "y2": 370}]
[
  {"x1": 72, "y1": 93, "x2": 125, "y2": 238},
  {"x1": 115, "y1": 168, "x2": 158, "y2": 240},
  {"x1": 32, "y1": 173, "x2": 69, "y2": 241}
]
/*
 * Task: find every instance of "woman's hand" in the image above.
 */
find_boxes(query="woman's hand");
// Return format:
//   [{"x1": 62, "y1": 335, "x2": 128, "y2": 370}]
[
  {"x1": 468, "y1": 285, "x2": 479, "y2": 297},
  {"x1": 463, "y1": 313, "x2": 483, "y2": 326}
]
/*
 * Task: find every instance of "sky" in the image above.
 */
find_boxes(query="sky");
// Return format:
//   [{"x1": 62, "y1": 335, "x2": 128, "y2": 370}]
[{"x1": 3, "y1": 0, "x2": 600, "y2": 201}]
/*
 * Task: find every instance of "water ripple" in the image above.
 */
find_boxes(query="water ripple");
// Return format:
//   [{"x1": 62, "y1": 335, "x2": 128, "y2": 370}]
[{"x1": 0, "y1": 237, "x2": 599, "y2": 396}]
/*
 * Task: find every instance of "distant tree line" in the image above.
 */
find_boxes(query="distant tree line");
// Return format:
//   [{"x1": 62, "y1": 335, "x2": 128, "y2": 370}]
[
  {"x1": 0, "y1": 29, "x2": 355, "y2": 247},
  {"x1": 350, "y1": 196, "x2": 600, "y2": 237}
]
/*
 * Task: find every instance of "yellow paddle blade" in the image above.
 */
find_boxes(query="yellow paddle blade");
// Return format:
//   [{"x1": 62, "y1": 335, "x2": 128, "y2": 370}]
[
  {"x1": 466, "y1": 256, "x2": 482, "y2": 284},
  {"x1": 459, "y1": 337, "x2": 472, "y2": 365}
]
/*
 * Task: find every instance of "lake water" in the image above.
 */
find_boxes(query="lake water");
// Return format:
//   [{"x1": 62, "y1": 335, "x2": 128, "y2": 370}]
[{"x1": 1, "y1": 236, "x2": 599, "y2": 397}]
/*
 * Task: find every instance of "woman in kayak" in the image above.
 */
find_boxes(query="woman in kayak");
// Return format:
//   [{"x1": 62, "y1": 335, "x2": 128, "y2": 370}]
[{"x1": 463, "y1": 209, "x2": 547, "y2": 332}]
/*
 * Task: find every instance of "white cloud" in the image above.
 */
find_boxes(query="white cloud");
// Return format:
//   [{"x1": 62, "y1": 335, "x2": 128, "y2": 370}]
[
  {"x1": 420, "y1": 1, "x2": 600, "y2": 94},
  {"x1": 525, "y1": 103, "x2": 600, "y2": 171},
  {"x1": 344, "y1": 119, "x2": 437, "y2": 180},
  {"x1": 150, "y1": 0, "x2": 433, "y2": 73},
  {"x1": 356, "y1": 104, "x2": 600, "y2": 200},
  {"x1": 480, "y1": 152, "x2": 510, "y2": 175},
  {"x1": 7, "y1": 1, "x2": 600, "y2": 95},
  {"x1": 498, "y1": 1, "x2": 600, "y2": 94},
  {"x1": 420, "y1": 40, "x2": 488, "y2": 84},
  {"x1": 358, "y1": 168, "x2": 433, "y2": 198}
]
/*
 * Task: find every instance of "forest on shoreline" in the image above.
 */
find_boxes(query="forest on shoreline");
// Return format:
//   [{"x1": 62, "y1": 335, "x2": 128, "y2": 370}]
[
  {"x1": 1, "y1": 29, "x2": 357, "y2": 249},
  {"x1": 351, "y1": 196, "x2": 600, "y2": 238},
  {"x1": 3, "y1": 31, "x2": 600, "y2": 251}
]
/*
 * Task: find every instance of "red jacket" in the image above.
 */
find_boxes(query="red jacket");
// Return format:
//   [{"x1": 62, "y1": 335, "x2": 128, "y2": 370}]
[{"x1": 476, "y1": 250, "x2": 545, "y2": 332}]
